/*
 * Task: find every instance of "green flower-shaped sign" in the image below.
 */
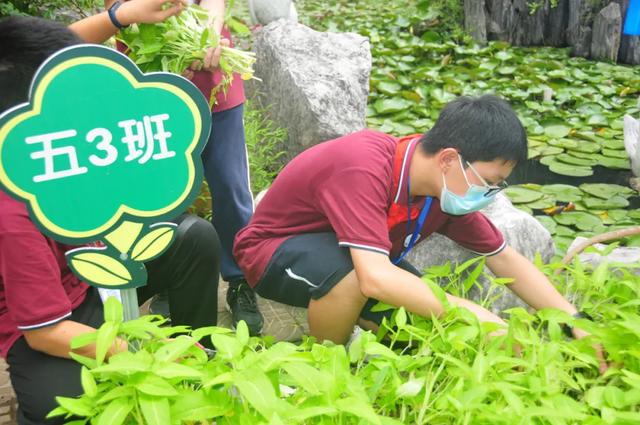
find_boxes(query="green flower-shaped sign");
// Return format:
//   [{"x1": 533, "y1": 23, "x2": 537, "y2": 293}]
[{"x1": 0, "y1": 45, "x2": 211, "y2": 293}]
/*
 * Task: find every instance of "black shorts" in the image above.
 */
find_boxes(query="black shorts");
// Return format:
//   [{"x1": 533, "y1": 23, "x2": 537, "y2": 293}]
[{"x1": 254, "y1": 232, "x2": 422, "y2": 324}]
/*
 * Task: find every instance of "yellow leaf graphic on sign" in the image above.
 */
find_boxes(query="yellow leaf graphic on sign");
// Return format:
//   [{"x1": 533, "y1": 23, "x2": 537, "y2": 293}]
[
  {"x1": 69, "y1": 252, "x2": 132, "y2": 286},
  {"x1": 104, "y1": 221, "x2": 144, "y2": 254},
  {"x1": 131, "y1": 225, "x2": 176, "y2": 262}
]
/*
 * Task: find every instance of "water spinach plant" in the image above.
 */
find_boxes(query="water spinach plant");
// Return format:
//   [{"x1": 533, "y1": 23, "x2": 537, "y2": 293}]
[
  {"x1": 49, "y1": 259, "x2": 640, "y2": 424},
  {"x1": 117, "y1": 4, "x2": 256, "y2": 106}
]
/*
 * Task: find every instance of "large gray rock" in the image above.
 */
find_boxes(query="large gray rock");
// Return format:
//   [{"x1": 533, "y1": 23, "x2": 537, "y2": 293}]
[
  {"x1": 570, "y1": 236, "x2": 640, "y2": 270},
  {"x1": 512, "y1": 0, "x2": 547, "y2": 46},
  {"x1": 407, "y1": 193, "x2": 556, "y2": 315},
  {"x1": 591, "y1": 2, "x2": 622, "y2": 61},
  {"x1": 545, "y1": 0, "x2": 570, "y2": 46},
  {"x1": 250, "y1": 20, "x2": 371, "y2": 160},
  {"x1": 247, "y1": 0, "x2": 297, "y2": 25},
  {"x1": 486, "y1": 0, "x2": 515, "y2": 41},
  {"x1": 568, "y1": 0, "x2": 598, "y2": 57},
  {"x1": 464, "y1": 0, "x2": 488, "y2": 44}
]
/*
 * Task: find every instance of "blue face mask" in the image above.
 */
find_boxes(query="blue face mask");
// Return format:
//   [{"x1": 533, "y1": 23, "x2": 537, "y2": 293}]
[{"x1": 440, "y1": 156, "x2": 499, "y2": 215}]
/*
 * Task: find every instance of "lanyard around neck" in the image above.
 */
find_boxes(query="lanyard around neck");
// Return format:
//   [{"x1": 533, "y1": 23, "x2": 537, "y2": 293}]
[{"x1": 392, "y1": 177, "x2": 432, "y2": 265}]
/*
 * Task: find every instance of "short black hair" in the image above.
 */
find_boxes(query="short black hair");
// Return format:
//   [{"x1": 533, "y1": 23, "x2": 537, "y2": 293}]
[
  {"x1": 419, "y1": 95, "x2": 528, "y2": 164},
  {"x1": 0, "y1": 16, "x2": 82, "y2": 112}
]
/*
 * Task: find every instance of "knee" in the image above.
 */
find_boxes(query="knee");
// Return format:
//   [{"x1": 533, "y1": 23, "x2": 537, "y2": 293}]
[{"x1": 179, "y1": 216, "x2": 222, "y2": 262}]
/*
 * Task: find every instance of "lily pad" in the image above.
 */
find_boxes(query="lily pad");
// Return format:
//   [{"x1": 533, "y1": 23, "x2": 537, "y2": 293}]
[
  {"x1": 540, "y1": 184, "x2": 583, "y2": 202},
  {"x1": 535, "y1": 216, "x2": 557, "y2": 235},
  {"x1": 598, "y1": 156, "x2": 630, "y2": 169},
  {"x1": 556, "y1": 153, "x2": 597, "y2": 167},
  {"x1": 566, "y1": 141, "x2": 600, "y2": 154},
  {"x1": 548, "y1": 161, "x2": 593, "y2": 177},
  {"x1": 373, "y1": 98, "x2": 412, "y2": 114},
  {"x1": 553, "y1": 212, "x2": 602, "y2": 231},
  {"x1": 504, "y1": 187, "x2": 543, "y2": 204},
  {"x1": 544, "y1": 124, "x2": 572, "y2": 139},
  {"x1": 602, "y1": 139, "x2": 625, "y2": 150},
  {"x1": 539, "y1": 146, "x2": 564, "y2": 156},
  {"x1": 548, "y1": 138, "x2": 579, "y2": 149},
  {"x1": 376, "y1": 81, "x2": 402, "y2": 95},
  {"x1": 527, "y1": 195, "x2": 556, "y2": 209},
  {"x1": 587, "y1": 114, "x2": 608, "y2": 126},
  {"x1": 583, "y1": 195, "x2": 630, "y2": 210},
  {"x1": 601, "y1": 148, "x2": 629, "y2": 159},
  {"x1": 579, "y1": 183, "x2": 635, "y2": 199},
  {"x1": 555, "y1": 225, "x2": 575, "y2": 237}
]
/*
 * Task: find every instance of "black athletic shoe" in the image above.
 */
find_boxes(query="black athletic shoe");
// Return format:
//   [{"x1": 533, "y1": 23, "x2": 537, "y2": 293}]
[{"x1": 226, "y1": 280, "x2": 264, "y2": 336}]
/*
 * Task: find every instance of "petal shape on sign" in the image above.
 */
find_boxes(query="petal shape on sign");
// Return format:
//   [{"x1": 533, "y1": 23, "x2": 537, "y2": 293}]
[
  {"x1": 131, "y1": 224, "x2": 176, "y2": 262},
  {"x1": 104, "y1": 221, "x2": 144, "y2": 254},
  {"x1": 69, "y1": 252, "x2": 132, "y2": 286}
]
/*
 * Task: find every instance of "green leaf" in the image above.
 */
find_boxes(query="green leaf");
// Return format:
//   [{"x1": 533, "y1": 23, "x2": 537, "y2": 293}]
[
  {"x1": 103, "y1": 296, "x2": 123, "y2": 323},
  {"x1": 503, "y1": 186, "x2": 543, "y2": 204},
  {"x1": 579, "y1": 183, "x2": 634, "y2": 199},
  {"x1": 535, "y1": 216, "x2": 557, "y2": 235},
  {"x1": 136, "y1": 374, "x2": 179, "y2": 397},
  {"x1": 583, "y1": 195, "x2": 629, "y2": 209},
  {"x1": 80, "y1": 367, "x2": 97, "y2": 398},
  {"x1": 335, "y1": 397, "x2": 382, "y2": 424},
  {"x1": 544, "y1": 125, "x2": 571, "y2": 138},
  {"x1": 548, "y1": 161, "x2": 593, "y2": 177},
  {"x1": 553, "y1": 211, "x2": 602, "y2": 231},
  {"x1": 152, "y1": 362, "x2": 202, "y2": 380},
  {"x1": 281, "y1": 362, "x2": 328, "y2": 395},
  {"x1": 139, "y1": 394, "x2": 170, "y2": 425},
  {"x1": 540, "y1": 184, "x2": 583, "y2": 202},
  {"x1": 154, "y1": 336, "x2": 195, "y2": 362},
  {"x1": 209, "y1": 333, "x2": 243, "y2": 359},
  {"x1": 234, "y1": 370, "x2": 287, "y2": 419},
  {"x1": 70, "y1": 331, "x2": 98, "y2": 350},
  {"x1": 95, "y1": 321, "x2": 119, "y2": 366},
  {"x1": 373, "y1": 98, "x2": 412, "y2": 114},
  {"x1": 376, "y1": 80, "x2": 402, "y2": 95},
  {"x1": 171, "y1": 390, "x2": 229, "y2": 421},
  {"x1": 55, "y1": 396, "x2": 94, "y2": 417},
  {"x1": 96, "y1": 397, "x2": 133, "y2": 425}
]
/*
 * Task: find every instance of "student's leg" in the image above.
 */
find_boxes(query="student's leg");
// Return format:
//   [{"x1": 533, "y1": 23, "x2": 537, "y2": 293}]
[
  {"x1": 307, "y1": 270, "x2": 368, "y2": 344},
  {"x1": 201, "y1": 103, "x2": 262, "y2": 334},
  {"x1": 7, "y1": 288, "x2": 104, "y2": 425},
  {"x1": 254, "y1": 233, "x2": 366, "y2": 344},
  {"x1": 139, "y1": 214, "x2": 221, "y2": 331}
]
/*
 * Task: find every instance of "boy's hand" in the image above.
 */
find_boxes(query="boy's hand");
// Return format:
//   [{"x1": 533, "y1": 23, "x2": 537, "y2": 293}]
[
  {"x1": 182, "y1": 38, "x2": 229, "y2": 79},
  {"x1": 572, "y1": 327, "x2": 608, "y2": 374},
  {"x1": 202, "y1": 38, "x2": 230, "y2": 71},
  {"x1": 117, "y1": 0, "x2": 187, "y2": 26}
]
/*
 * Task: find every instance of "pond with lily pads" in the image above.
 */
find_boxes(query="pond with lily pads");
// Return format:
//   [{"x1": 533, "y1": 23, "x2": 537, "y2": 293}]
[{"x1": 298, "y1": 0, "x2": 640, "y2": 256}]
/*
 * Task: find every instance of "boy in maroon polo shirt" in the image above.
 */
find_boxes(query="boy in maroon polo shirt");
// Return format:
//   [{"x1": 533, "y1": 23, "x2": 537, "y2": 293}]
[
  {"x1": 0, "y1": 12, "x2": 222, "y2": 424},
  {"x1": 107, "y1": 0, "x2": 264, "y2": 335},
  {"x1": 234, "y1": 96, "x2": 598, "y2": 351}
]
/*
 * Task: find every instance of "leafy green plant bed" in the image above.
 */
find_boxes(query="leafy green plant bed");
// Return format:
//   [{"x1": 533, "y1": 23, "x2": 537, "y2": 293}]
[{"x1": 50, "y1": 259, "x2": 640, "y2": 424}]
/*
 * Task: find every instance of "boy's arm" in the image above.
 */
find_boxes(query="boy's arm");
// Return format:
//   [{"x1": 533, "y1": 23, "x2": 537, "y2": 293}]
[
  {"x1": 350, "y1": 249, "x2": 505, "y2": 325},
  {"x1": 486, "y1": 246, "x2": 578, "y2": 315},
  {"x1": 23, "y1": 320, "x2": 126, "y2": 359},
  {"x1": 197, "y1": 0, "x2": 227, "y2": 71},
  {"x1": 70, "y1": 0, "x2": 186, "y2": 44},
  {"x1": 487, "y1": 246, "x2": 607, "y2": 372}
]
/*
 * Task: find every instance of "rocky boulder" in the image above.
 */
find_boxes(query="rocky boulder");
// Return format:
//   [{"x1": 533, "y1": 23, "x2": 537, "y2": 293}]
[
  {"x1": 249, "y1": 20, "x2": 371, "y2": 160},
  {"x1": 591, "y1": 2, "x2": 622, "y2": 61}
]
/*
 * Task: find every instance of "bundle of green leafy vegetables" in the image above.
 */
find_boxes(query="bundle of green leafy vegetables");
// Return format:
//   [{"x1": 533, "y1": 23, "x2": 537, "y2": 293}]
[{"x1": 117, "y1": 4, "x2": 256, "y2": 106}]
